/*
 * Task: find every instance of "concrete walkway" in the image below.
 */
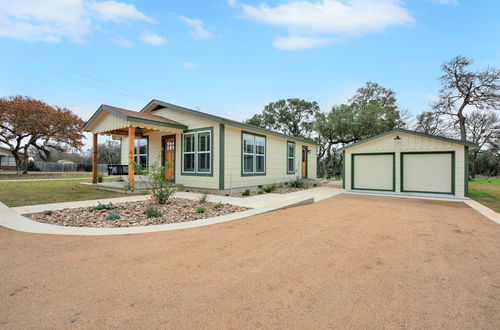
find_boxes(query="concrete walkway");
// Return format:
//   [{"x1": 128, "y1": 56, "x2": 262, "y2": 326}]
[{"x1": 1, "y1": 187, "x2": 343, "y2": 236}]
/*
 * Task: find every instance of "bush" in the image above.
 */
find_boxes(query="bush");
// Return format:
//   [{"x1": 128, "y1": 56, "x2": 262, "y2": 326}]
[
  {"x1": 147, "y1": 162, "x2": 176, "y2": 204},
  {"x1": 197, "y1": 207, "x2": 206, "y2": 214},
  {"x1": 263, "y1": 184, "x2": 277, "y2": 193},
  {"x1": 145, "y1": 207, "x2": 162, "y2": 218},
  {"x1": 43, "y1": 210, "x2": 53, "y2": 216},
  {"x1": 258, "y1": 189, "x2": 264, "y2": 194},
  {"x1": 26, "y1": 161, "x2": 41, "y2": 172},
  {"x1": 123, "y1": 183, "x2": 135, "y2": 193},
  {"x1": 290, "y1": 179, "x2": 304, "y2": 189},
  {"x1": 106, "y1": 213, "x2": 121, "y2": 220},
  {"x1": 214, "y1": 202, "x2": 223, "y2": 209},
  {"x1": 91, "y1": 202, "x2": 117, "y2": 211},
  {"x1": 242, "y1": 189, "x2": 250, "y2": 196},
  {"x1": 199, "y1": 192, "x2": 208, "y2": 203},
  {"x1": 97, "y1": 171, "x2": 104, "y2": 183}
]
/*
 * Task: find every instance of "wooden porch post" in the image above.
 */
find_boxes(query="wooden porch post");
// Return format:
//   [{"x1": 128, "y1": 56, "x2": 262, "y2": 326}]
[
  {"x1": 128, "y1": 126, "x2": 135, "y2": 185},
  {"x1": 92, "y1": 133, "x2": 98, "y2": 184}
]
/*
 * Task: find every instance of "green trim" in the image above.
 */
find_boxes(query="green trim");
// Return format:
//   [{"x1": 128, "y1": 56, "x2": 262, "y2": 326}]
[
  {"x1": 161, "y1": 134, "x2": 176, "y2": 183},
  {"x1": 83, "y1": 104, "x2": 188, "y2": 131},
  {"x1": 338, "y1": 128, "x2": 478, "y2": 151},
  {"x1": 400, "y1": 151, "x2": 455, "y2": 195},
  {"x1": 219, "y1": 124, "x2": 225, "y2": 190},
  {"x1": 464, "y1": 146, "x2": 469, "y2": 197},
  {"x1": 351, "y1": 152, "x2": 396, "y2": 192},
  {"x1": 128, "y1": 117, "x2": 186, "y2": 130},
  {"x1": 286, "y1": 141, "x2": 295, "y2": 174},
  {"x1": 241, "y1": 131, "x2": 266, "y2": 177},
  {"x1": 141, "y1": 99, "x2": 317, "y2": 146},
  {"x1": 342, "y1": 150, "x2": 345, "y2": 189},
  {"x1": 180, "y1": 127, "x2": 214, "y2": 177},
  {"x1": 302, "y1": 146, "x2": 308, "y2": 178}
]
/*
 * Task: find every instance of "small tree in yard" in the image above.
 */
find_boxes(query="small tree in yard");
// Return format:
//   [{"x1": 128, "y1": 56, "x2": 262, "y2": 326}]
[
  {"x1": 432, "y1": 56, "x2": 500, "y2": 141},
  {"x1": 0, "y1": 95, "x2": 84, "y2": 172},
  {"x1": 466, "y1": 110, "x2": 499, "y2": 177}
]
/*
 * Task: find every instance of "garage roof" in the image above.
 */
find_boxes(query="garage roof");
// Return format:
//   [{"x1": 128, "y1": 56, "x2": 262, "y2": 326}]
[{"x1": 338, "y1": 129, "x2": 478, "y2": 151}]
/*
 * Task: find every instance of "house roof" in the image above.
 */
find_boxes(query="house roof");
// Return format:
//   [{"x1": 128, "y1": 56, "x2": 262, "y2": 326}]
[
  {"x1": 141, "y1": 99, "x2": 318, "y2": 145},
  {"x1": 338, "y1": 128, "x2": 478, "y2": 151},
  {"x1": 83, "y1": 104, "x2": 188, "y2": 131}
]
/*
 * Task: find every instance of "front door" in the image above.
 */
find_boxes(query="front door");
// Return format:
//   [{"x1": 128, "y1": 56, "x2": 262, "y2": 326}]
[
  {"x1": 302, "y1": 147, "x2": 308, "y2": 178},
  {"x1": 164, "y1": 136, "x2": 175, "y2": 180}
]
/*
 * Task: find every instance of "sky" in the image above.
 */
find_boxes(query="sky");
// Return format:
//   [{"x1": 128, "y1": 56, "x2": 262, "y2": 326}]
[{"x1": 0, "y1": 0, "x2": 499, "y2": 147}]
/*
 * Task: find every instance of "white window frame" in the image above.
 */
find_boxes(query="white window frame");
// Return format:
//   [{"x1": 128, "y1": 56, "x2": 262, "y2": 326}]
[
  {"x1": 182, "y1": 129, "x2": 212, "y2": 174},
  {"x1": 242, "y1": 133, "x2": 266, "y2": 175},
  {"x1": 287, "y1": 142, "x2": 295, "y2": 174},
  {"x1": 134, "y1": 137, "x2": 148, "y2": 168}
]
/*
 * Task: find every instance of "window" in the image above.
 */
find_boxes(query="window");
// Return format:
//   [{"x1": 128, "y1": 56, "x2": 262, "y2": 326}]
[
  {"x1": 242, "y1": 133, "x2": 265, "y2": 175},
  {"x1": 134, "y1": 138, "x2": 148, "y2": 168},
  {"x1": 287, "y1": 142, "x2": 295, "y2": 174},
  {"x1": 182, "y1": 129, "x2": 212, "y2": 174}
]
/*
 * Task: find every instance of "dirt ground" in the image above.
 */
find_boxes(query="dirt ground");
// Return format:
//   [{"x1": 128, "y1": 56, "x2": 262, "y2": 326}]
[{"x1": 1, "y1": 194, "x2": 499, "y2": 329}]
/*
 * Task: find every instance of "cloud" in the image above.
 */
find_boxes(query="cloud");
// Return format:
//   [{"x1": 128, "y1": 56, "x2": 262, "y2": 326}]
[
  {"x1": 241, "y1": 0, "x2": 413, "y2": 50},
  {"x1": 431, "y1": 0, "x2": 458, "y2": 4},
  {"x1": 227, "y1": 0, "x2": 238, "y2": 7},
  {"x1": 139, "y1": 31, "x2": 166, "y2": 45},
  {"x1": 179, "y1": 16, "x2": 214, "y2": 40},
  {"x1": 273, "y1": 35, "x2": 336, "y2": 50},
  {"x1": 112, "y1": 35, "x2": 133, "y2": 47},
  {"x1": 0, "y1": 0, "x2": 153, "y2": 43},
  {"x1": 180, "y1": 62, "x2": 197, "y2": 69},
  {"x1": 88, "y1": 0, "x2": 154, "y2": 23}
]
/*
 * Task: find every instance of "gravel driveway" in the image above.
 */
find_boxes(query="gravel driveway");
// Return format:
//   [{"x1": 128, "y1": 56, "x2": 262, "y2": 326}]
[{"x1": 1, "y1": 194, "x2": 499, "y2": 329}]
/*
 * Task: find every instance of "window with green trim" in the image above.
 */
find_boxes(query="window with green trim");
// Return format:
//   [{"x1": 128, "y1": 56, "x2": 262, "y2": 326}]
[
  {"x1": 287, "y1": 142, "x2": 295, "y2": 173},
  {"x1": 134, "y1": 138, "x2": 148, "y2": 168},
  {"x1": 243, "y1": 133, "x2": 265, "y2": 174},
  {"x1": 183, "y1": 130, "x2": 211, "y2": 173}
]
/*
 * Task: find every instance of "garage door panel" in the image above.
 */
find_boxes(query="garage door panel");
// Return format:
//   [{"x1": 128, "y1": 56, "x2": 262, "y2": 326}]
[
  {"x1": 353, "y1": 154, "x2": 394, "y2": 191},
  {"x1": 402, "y1": 153, "x2": 453, "y2": 193}
]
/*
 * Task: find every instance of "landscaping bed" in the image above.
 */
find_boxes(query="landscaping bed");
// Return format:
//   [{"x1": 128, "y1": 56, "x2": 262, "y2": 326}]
[
  {"x1": 231, "y1": 184, "x2": 316, "y2": 198},
  {"x1": 27, "y1": 198, "x2": 249, "y2": 228}
]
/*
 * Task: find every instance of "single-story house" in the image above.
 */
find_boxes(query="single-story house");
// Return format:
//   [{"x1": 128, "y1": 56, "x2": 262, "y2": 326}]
[
  {"x1": 0, "y1": 147, "x2": 21, "y2": 170},
  {"x1": 339, "y1": 129, "x2": 477, "y2": 198},
  {"x1": 83, "y1": 99, "x2": 317, "y2": 193}
]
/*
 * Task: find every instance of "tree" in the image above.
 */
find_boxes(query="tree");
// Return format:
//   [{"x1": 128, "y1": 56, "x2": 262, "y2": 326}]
[
  {"x1": 0, "y1": 95, "x2": 84, "y2": 172},
  {"x1": 414, "y1": 111, "x2": 451, "y2": 136},
  {"x1": 247, "y1": 98, "x2": 320, "y2": 138},
  {"x1": 315, "y1": 82, "x2": 406, "y2": 175},
  {"x1": 465, "y1": 110, "x2": 499, "y2": 177},
  {"x1": 432, "y1": 56, "x2": 500, "y2": 140},
  {"x1": 98, "y1": 139, "x2": 121, "y2": 164}
]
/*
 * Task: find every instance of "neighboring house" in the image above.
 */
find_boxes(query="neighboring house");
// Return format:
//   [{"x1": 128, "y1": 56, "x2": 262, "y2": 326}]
[
  {"x1": 83, "y1": 99, "x2": 317, "y2": 193},
  {"x1": 339, "y1": 129, "x2": 477, "y2": 198},
  {"x1": 0, "y1": 147, "x2": 22, "y2": 170}
]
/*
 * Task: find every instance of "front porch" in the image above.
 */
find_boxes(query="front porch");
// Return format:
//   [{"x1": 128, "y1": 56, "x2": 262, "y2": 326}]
[{"x1": 83, "y1": 104, "x2": 187, "y2": 186}]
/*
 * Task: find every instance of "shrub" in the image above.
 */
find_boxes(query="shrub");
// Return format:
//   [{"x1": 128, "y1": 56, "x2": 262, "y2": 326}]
[
  {"x1": 43, "y1": 210, "x2": 53, "y2": 216},
  {"x1": 97, "y1": 171, "x2": 104, "y2": 183},
  {"x1": 290, "y1": 179, "x2": 304, "y2": 189},
  {"x1": 91, "y1": 202, "x2": 117, "y2": 211},
  {"x1": 258, "y1": 189, "x2": 264, "y2": 194},
  {"x1": 27, "y1": 161, "x2": 40, "y2": 172},
  {"x1": 123, "y1": 183, "x2": 135, "y2": 193},
  {"x1": 199, "y1": 192, "x2": 208, "y2": 203},
  {"x1": 147, "y1": 162, "x2": 176, "y2": 204},
  {"x1": 106, "y1": 213, "x2": 121, "y2": 220},
  {"x1": 197, "y1": 207, "x2": 206, "y2": 214},
  {"x1": 263, "y1": 184, "x2": 277, "y2": 193},
  {"x1": 214, "y1": 202, "x2": 223, "y2": 209},
  {"x1": 145, "y1": 207, "x2": 162, "y2": 218},
  {"x1": 242, "y1": 189, "x2": 250, "y2": 196}
]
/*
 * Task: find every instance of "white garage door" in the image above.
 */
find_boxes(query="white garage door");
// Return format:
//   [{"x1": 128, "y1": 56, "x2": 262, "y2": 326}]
[
  {"x1": 401, "y1": 152, "x2": 453, "y2": 194},
  {"x1": 352, "y1": 153, "x2": 394, "y2": 191}
]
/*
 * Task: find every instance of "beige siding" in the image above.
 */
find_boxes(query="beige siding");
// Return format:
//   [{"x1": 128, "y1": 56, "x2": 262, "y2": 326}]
[
  {"x1": 344, "y1": 132, "x2": 466, "y2": 197},
  {"x1": 89, "y1": 112, "x2": 128, "y2": 134},
  {"x1": 353, "y1": 154, "x2": 393, "y2": 190}
]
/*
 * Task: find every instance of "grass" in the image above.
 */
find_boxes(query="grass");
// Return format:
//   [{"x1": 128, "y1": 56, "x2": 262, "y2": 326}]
[
  {"x1": 0, "y1": 171, "x2": 94, "y2": 180},
  {"x1": 469, "y1": 177, "x2": 500, "y2": 213},
  {"x1": 0, "y1": 179, "x2": 130, "y2": 207}
]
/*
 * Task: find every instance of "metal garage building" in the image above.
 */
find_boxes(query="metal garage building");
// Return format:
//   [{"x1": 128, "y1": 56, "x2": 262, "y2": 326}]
[{"x1": 339, "y1": 129, "x2": 477, "y2": 198}]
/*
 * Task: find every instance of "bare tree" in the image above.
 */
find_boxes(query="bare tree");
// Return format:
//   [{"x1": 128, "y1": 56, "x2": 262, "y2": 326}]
[
  {"x1": 432, "y1": 56, "x2": 500, "y2": 140},
  {"x1": 414, "y1": 111, "x2": 452, "y2": 136},
  {"x1": 466, "y1": 110, "x2": 499, "y2": 177}
]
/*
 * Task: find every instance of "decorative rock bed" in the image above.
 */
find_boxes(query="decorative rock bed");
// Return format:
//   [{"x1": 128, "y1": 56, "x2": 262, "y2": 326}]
[
  {"x1": 231, "y1": 184, "x2": 316, "y2": 198},
  {"x1": 27, "y1": 198, "x2": 249, "y2": 228}
]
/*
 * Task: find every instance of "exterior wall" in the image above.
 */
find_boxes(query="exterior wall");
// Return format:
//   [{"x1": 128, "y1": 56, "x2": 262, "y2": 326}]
[
  {"x1": 344, "y1": 131, "x2": 466, "y2": 197},
  {"x1": 89, "y1": 112, "x2": 129, "y2": 134},
  {"x1": 223, "y1": 125, "x2": 317, "y2": 190}
]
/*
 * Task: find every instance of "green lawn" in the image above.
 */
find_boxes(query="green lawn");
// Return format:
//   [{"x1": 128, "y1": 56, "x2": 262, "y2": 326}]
[
  {"x1": 469, "y1": 177, "x2": 500, "y2": 213},
  {"x1": 0, "y1": 179, "x2": 131, "y2": 207},
  {"x1": 0, "y1": 172, "x2": 95, "y2": 180}
]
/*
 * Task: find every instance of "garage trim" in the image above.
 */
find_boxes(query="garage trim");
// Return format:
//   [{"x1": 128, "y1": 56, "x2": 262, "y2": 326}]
[
  {"x1": 400, "y1": 151, "x2": 455, "y2": 195},
  {"x1": 351, "y1": 152, "x2": 395, "y2": 192}
]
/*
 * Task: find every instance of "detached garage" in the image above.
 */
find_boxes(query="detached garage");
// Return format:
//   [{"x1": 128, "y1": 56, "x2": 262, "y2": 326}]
[{"x1": 340, "y1": 129, "x2": 477, "y2": 198}]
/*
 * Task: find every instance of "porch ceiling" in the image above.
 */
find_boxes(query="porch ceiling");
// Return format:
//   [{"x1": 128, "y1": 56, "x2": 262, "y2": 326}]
[{"x1": 83, "y1": 104, "x2": 187, "y2": 135}]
